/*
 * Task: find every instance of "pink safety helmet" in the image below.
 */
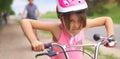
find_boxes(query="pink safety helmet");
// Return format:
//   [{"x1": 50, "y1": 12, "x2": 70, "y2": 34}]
[{"x1": 57, "y1": 0, "x2": 88, "y2": 13}]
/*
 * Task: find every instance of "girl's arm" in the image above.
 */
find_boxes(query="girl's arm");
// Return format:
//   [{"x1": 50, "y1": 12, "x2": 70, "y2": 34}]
[
  {"x1": 20, "y1": 19, "x2": 60, "y2": 51},
  {"x1": 86, "y1": 16, "x2": 116, "y2": 47},
  {"x1": 86, "y1": 16, "x2": 114, "y2": 36}
]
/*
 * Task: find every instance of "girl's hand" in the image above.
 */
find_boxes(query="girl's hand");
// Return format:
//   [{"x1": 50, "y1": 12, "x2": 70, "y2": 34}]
[
  {"x1": 31, "y1": 41, "x2": 44, "y2": 51},
  {"x1": 104, "y1": 35, "x2": 117, "y2": 48},
  {"x1": 104, "y1": 40, "x2": 117, "y2": 48}
]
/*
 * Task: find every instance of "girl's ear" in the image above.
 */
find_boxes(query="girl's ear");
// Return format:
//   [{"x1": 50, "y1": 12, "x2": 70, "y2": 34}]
[
  {"x1": 59, "y1": 14, "x2": 63, "y2": 19},
  {"x1": 60, "y1": 16, "x2": 64, "y2": 20},
  {"x1": 60, "y1": 16, "x2": 64, "y2": 24},
  {"x1": 59, "y1": 14, "x2": 64, "y2": 21}
]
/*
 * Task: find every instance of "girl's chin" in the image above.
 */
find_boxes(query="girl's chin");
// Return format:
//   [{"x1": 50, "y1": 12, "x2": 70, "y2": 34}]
[{"x1": 70, "y1": 31, "x2": 80, "y2": 35}]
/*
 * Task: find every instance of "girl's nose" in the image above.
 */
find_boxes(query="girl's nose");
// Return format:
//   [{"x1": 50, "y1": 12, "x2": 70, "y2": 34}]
[{"x1": 74, "y1": 22, "x2": 80, "y2": 29}]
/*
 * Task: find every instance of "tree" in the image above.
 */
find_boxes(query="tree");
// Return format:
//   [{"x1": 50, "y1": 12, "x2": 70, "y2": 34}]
[
  {"x1": 116, "y1": 0, "x2": 120, "y2": 6},
  {"x1": 0, "y1": 0, "x2": 14, "y2": 15},
  {"x1": 0, "y1": 0, "x2": 14, "y2": 26},
  {"x1": 86, "y1": 0, "x2": 109, "y2": 16}
]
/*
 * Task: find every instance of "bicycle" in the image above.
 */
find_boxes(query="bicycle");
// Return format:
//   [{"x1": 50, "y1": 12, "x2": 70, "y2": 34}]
[{"x1": 35, "y1": 34, "x2": 115, "y2": 59}]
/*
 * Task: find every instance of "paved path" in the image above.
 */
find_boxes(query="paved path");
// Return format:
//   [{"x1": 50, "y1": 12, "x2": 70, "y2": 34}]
[
  {"x1": 0, "y1": 16, "x2": 120, "y2": 59},
  {"x1": 0, "y1": 16, "x2": 50, "y2": 59}
]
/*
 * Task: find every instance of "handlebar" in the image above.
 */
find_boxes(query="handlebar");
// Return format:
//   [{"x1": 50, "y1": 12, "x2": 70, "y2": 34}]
[
  {"x1": 93, "y1": 34, "x2": 115, "y2": 47},
  {"x1": 44, "y1": 43, "x2": 52, "y2": 49},
  {"x1": 35, "y1": 34, "x2": 116, "y2": 59},
  {"x1": 35, "y1": 47, "x2": 57, "y2": 58}
]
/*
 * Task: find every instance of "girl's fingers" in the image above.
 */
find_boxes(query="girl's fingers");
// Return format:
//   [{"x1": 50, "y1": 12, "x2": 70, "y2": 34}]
[{"x1": 32, "y1": 43, "x2": 44, "y2": 51}]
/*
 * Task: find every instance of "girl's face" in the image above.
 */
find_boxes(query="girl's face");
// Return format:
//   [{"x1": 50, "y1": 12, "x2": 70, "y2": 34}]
[
  {"x1": 64, "y1": 13, "x2": 81, "y2": 35},
  {"x1": 61, "y1": 10, "x2": 86, "y2": 35}
]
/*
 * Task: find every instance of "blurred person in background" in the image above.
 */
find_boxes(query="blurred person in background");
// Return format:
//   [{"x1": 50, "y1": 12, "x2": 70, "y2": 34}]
[
  {"x1": 22, "y1": 0, "x2": 41, "y2": 40},
  {"x1": 3, "y1": 10, "x2": 9, "y2": 25}
]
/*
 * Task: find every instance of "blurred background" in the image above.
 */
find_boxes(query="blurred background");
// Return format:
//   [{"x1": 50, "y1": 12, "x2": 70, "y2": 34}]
[
  {"x1": 0, "y1": 0, "x2": 120, "y2": 59},
  {"x1": 0, "y1": 0, "x2": 120, "y2": 22}
]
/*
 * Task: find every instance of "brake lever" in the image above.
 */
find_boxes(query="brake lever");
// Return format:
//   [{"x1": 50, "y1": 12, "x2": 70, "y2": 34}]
[
  {"x1": 35, "y1": 47, "x2": 57, "y2": 58},
  {"x1": 47, "y1": 47, "x2": 57, "y2": 57}
]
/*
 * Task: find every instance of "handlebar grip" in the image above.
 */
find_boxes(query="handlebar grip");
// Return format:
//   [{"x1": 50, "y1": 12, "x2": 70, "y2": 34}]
[
  {"x1": 44, "y1": 43, "x2": 52, "y2": 49},
  {"x1": 104, "y1": 38, "x2": 116, "y2": 47},
  {"x1": 93, "y1": 34, "x2": 101, "y2": 41}
]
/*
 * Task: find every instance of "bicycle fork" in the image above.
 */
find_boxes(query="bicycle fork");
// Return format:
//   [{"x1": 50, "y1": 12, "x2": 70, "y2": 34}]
[{"x1": 94, "y1": 40, "x2": 103, "y2": 59}]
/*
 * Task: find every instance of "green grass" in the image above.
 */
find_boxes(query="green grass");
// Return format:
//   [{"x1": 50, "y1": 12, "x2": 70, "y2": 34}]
[
  {"x1": 84, "y1": 46, "x2": 95, "y2": 54},
  {"x1": 40, "y1": 30, "x2": 51, "y2": 34},
  {"x1": 15, "y1": 19, "x2": 21, "y2": 24},
  {"x1": 102, "y1": 54, "x2": 119, "y2": 59},
  {"x1": 84, "y1": 46, "x2": 119, "y2": 59},
  {"x1": 42, "y1": 12, "x2": 58, "y2": 19},
  {"x1": 39, "y1": 30, "x2": 52, "y2": 38}
]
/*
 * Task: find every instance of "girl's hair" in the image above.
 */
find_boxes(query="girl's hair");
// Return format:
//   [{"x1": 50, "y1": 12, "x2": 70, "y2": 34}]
[{"x1": 57, "y1": 9, "x2": 87, "y2": 30}]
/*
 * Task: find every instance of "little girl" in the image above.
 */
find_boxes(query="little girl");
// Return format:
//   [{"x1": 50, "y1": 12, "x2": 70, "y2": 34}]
[{"x1": 20, "y1": 0, "x2": 116, "y2": 59}]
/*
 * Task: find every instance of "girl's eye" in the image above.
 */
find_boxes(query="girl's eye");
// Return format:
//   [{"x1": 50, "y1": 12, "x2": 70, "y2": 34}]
[{"x1": 70, "y1": 19, "x2": 74, "y2": 22}]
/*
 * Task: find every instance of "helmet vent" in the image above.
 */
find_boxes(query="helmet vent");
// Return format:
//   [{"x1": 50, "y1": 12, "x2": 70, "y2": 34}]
[
  {"x1": 64, "y1": 1, "x2": 69, "y2": 6},
  {"x1": 78, "y1": 1, "x2": 81, "y2": 3}
]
